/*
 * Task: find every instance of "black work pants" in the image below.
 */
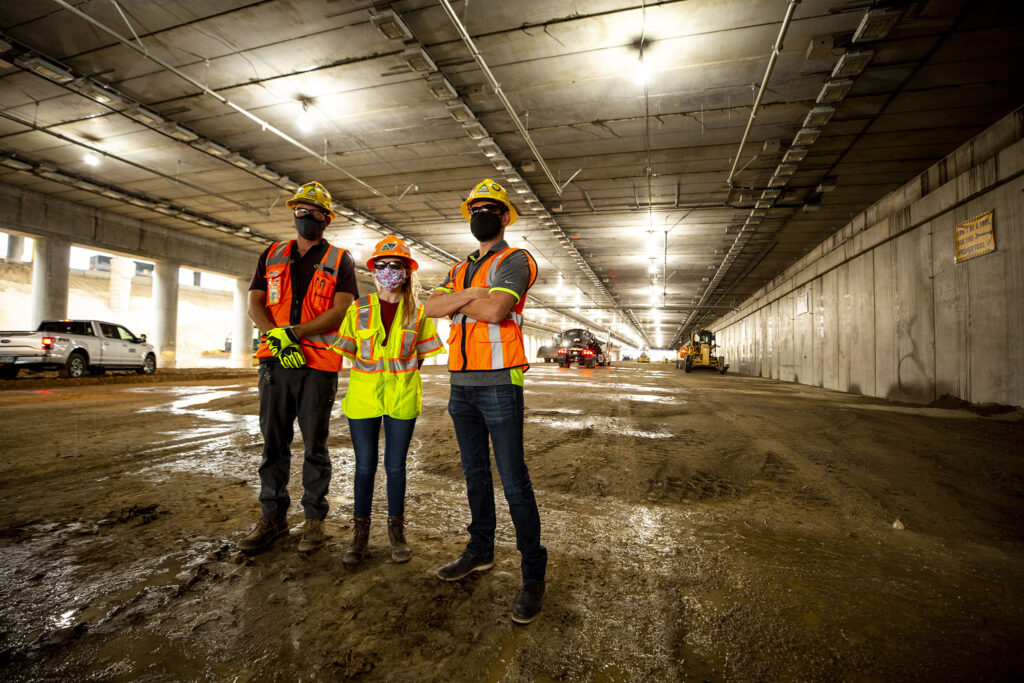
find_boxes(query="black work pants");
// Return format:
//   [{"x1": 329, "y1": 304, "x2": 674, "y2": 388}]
[{"x1": 257, "y1": 362, "x2": 338, "y2": 521}]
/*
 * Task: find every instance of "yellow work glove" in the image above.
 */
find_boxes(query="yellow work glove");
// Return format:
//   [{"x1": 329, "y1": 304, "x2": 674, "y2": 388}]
[
  {"x1": 279, "y1": 345, "x2": 307, "y2": 369},
  {"x1": 266, "y1": 327, "x2": 306, "y2": 369}
]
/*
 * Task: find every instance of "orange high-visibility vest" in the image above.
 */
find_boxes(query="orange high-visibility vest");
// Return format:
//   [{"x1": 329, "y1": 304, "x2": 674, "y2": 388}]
[
  {"x1": 255, "y1": 240, "x2": 347, "y2": 372},
  {"x1": 446, "y1": 247, "x2": 537, "y2": 372}
]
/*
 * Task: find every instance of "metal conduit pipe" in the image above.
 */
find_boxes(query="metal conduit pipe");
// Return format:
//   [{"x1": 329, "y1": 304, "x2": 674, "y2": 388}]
[
  {"x1": 673, "y1": 0, "x2": 800, "y2": 345},
  {"x1": 725, "y1": 0, "x2": 801, "y2": 188},
  {"x1": 438, "y1": 0, "x2": 564, "y2": 197},
  {"x1": 48, "y1": 0, "x2": 400, "y2": 209}
]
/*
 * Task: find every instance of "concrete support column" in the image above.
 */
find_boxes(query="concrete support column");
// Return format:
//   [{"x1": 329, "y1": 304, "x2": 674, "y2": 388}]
[
  {"x1": 108, "y1": 256, "x2": 134, "y2": 319},
  {"x1": 152, "y1": 261, "x2": 179, "y2": 369},
  {"x1": 231, "y1": 278, "x2": 254, "y2": 369},
  {"x1": 30, "y1": 236, "x2": 70, "y2": 325},
  {"x1": 6, "y1": 235, "x2": 24, "y2": 262}
]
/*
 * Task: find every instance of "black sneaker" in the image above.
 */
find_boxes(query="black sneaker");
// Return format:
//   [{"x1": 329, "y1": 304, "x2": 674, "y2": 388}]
[
  {"x1": 237, "y1": 518, "x2": 288, "y2": 554},
  {"x1": 511, "y1": 582, "x2": 544, "y2": 624},
  {"x1": 436, "y1": 551, "x2": 494, "y2": 581}
]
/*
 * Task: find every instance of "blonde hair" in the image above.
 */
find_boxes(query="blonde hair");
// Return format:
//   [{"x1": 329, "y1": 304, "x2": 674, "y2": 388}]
[{"x1": 399, "y1": 268, "x2": 420, "y2": 328}]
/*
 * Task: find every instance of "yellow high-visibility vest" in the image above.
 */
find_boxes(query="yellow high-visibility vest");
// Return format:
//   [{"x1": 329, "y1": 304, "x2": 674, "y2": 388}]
[{"x1": 333, "y1": 293, "x2": 445, "y2": 420}]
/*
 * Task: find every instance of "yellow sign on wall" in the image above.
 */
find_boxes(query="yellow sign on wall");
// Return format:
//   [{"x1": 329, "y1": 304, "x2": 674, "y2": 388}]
[{"x1": 954, "y1": 211, "x2": 996, "y2": 263}]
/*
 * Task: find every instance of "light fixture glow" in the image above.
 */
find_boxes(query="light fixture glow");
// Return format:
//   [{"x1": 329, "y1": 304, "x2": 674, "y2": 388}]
[
  {"x1": 832, "y1": 50, "x2": 874, "y2": 78},
  {"x1": 83, "y1": 153, "x2": 99, "y2": 167},
  {"x1": 297, "y1": 101, "x2": 314, "y2": 133},
  {"x1": 402, "y1": 46, "x2": 437, "y2": 73},
  {"x1": 370, "y1": 10, "x2": 414, "y2": 42},
  {"x1": 634, "y1": 57, "x2": 649, "y2": 85},
  {"x1": 816, "y1": 79, "x2": 854, "y2": 104},
  {"x1": 852, "y1": 9, "x2": 900, "y2": 43}
]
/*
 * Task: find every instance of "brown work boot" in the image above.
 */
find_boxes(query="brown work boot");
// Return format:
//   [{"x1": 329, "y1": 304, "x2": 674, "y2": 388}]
[
  {"x1": 238, "y1": 518, "x2": 288, "y2": 554},
  {"x1": 297, "y1": 518, "x2": 326, "y2": 553},
  {"x1": 342, "y1": 517, "x2": 370, "y2": 566},
  {"x1": 387, "y1": 514, "x2": 411, "y2": 563}
]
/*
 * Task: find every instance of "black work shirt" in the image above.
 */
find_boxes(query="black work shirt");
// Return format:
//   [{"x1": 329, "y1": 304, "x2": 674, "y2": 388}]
[{"x1": 250, "y1": 240, "x2": 359, "y2": 325}]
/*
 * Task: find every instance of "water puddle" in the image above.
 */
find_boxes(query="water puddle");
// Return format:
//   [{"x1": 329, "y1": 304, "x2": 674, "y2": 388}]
[{"x1": 525, "y1": 416, "x2": 673, "y2": 439}]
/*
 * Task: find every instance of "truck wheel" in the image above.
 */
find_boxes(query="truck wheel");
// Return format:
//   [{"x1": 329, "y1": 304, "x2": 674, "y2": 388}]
[
  {"x1": 684, "y1": 357, "x2": 692, "y2": 374},
  {"x1": 0, "y1": 366, "x2": 18, "y2": 380},
  {"x1": 61, "y1": 352, "x2": 87, "y2": 379},
  {"x1": 718, "y1": 356, "x2": 727, "y2": 374},
  {"x1": 137, "y1": 353, "x2": 157, "y2": 375}
]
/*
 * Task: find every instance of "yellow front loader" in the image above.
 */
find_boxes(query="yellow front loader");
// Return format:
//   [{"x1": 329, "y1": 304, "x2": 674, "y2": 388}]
[{"x1": 677, "y1": 328, "x2": 728, "y2": 374}]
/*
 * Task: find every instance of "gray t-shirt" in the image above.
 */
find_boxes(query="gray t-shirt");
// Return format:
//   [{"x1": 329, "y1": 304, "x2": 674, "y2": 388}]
[{"x1": 436, "y1": 241, "x2": 532, "y2": 386}]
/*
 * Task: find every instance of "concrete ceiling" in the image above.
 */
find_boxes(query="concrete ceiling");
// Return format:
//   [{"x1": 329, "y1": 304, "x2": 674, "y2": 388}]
[{"x1": 0, "y1": 0, "x2": 1021, "y2": 347}]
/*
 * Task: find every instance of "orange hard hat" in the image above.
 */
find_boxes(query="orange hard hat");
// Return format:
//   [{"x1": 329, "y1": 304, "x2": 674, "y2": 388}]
[{"x1": 366, "y1": 235, "x2": 418, "y2": 271}]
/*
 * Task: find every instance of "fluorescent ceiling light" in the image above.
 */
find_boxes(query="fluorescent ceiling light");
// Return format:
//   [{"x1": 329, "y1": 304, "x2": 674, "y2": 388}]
[
  {"x1": 165, "y1": 124, "x2": 199, "y2": 142},
  {"x1": 83, "y1": 153, "x2": 99, "y2": 167},
  {"x1": 17, "y1": 55, "x2": 74, "y2": 83},
  {"x1": 761, "y1": 188, "x2": 781, "y2": 199},
  {"x1": 803, "y1": 106, "x2": 835, "y2": 128},
  {"x1": 816, "y1": 79, "x2": 854, "y2": 104},
  {"x1": 755, "y1": 199, "x2": 773, "y2": 209},
  {"x1": 774, "y1": 163, "x2": 798, "y2": 177},
  {"x1": 75, "y1": 80, "x2": 122, "y2": 104},
  {"x1": 492, "y1": 156, "x2": 512, "y2": 172},
  {"x1": 447, "y1": 102, "x2": 474, "y2": 123},
  {"x1": 0, "y1": 156, "x2": 34, "y2": 171},
  {"x1": 229, "y1": 154, "x2": 257, "y2": 169},
  {"x1": 254, "y1": 166, "x2": 280, "y2": 182},
  {"x1": 126, "y1": 105, "x2": 167, "y2": 126},
  {"x1": 816, "y1": 178, "x2": 837, "y2": 193},
  {"x1": 852, "y1": 9, "x2": 900, "y2": 43},
  {"x1": 402, "y1": 46, "x2": 437, "y2": 73},
  {"x1": 196, "y1": 140, "x2": 231, "y2": 157},
  {"x1": 99, "y1": 188, "x2": 128, "y2": 200},
  {"x1": 767, "y1": 175, "x2": 788, "y2": 188},
  {"x1": 370, "y1": 10, "x2": 413, "y2": 42},
  {"x1": 831, "y1": 50, "x2": 874, "y2": 78},
  {"x1": 426, "y1": 75, "x2": 457, "y2": 101},
  {"x1": 72, "y1": 178, "x2": 103, "y2": 192},
  {"x1": 793, "y1": 128, "x2": 821, "y2": 146},
  {"x1": 36, "y1": 167, "x2": 72, "y2": 182},
  {"x1": 463, "y1": 122, "x2": 487, "y2": 140},
  {"x1": 782, "y1": 147, "x2": 807, "y2": 163},
  {"x1": 478, "y1": 139, "x2": 499, "y2": 157},
  {"x1": 337, "y1": 207, "x2": 355, "y2": 217}
]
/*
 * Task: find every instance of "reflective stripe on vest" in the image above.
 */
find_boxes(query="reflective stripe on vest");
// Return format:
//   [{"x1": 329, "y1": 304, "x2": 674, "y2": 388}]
[
  {"x1": 341, "y1": 294, "x2": 435, "y2": 420},
  {"x1": 255, "y1": 240, "x2": 347, "y2": 372}
]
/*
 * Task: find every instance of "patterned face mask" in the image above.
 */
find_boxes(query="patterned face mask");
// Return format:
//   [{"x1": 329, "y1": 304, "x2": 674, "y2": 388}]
[{"x1": 374, "y1": 266, "x2": 407, "y2": 291}]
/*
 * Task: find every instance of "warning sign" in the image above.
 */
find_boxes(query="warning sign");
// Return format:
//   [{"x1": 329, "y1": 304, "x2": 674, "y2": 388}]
[{"x1": 954, "y1": 211, "x2": 996, "y2": 263}]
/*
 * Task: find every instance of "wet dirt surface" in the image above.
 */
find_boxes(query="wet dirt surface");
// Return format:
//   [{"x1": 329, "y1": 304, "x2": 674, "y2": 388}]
[{"x1": 1, "y1": 363, "x2": 1022, "y2": 681}]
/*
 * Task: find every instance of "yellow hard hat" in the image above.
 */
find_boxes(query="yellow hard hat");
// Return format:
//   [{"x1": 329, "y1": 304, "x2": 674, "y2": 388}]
[
  {"x1": 367, "y1": 235, "x2": 418, "y2": 271},
  {"x1": 460, "y1": 179, "x2": 518, "y2": 225},
  {"x1": 286, "y1": 181, "x2": 335, "y2": 219}
]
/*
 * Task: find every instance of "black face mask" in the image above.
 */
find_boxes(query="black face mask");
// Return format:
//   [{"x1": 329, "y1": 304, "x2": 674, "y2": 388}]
[
  {"x1": 470, "y1": 212, "x2": 503, "y2": 242},
  {"x1": 294, "y1": 215, "x2": 325, "y2": 241}
]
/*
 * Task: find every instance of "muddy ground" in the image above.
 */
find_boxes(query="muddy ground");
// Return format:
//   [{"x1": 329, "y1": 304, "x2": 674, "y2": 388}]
[{"x1": 0, "y1": 363, "x2": 1022, "y2": 681}]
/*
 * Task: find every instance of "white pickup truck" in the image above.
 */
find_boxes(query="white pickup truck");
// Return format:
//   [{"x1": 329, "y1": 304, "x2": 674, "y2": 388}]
[{"x1": 0, "y1": 319, "x2": 157, "y2": 379}]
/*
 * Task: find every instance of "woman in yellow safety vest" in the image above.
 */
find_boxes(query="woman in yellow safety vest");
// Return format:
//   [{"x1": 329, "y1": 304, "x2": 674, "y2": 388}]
[{"x1": 332, "y1": 236, "x2": 445, "y2": 565}]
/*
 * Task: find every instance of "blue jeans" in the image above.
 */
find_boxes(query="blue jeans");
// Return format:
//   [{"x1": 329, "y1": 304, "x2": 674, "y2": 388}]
[
  {"x1": 347, "y1": 415, "x2": 417, "y2": 518},
  {"x1": 448, "y1": 383, "x2": 546, "y2": 584}
]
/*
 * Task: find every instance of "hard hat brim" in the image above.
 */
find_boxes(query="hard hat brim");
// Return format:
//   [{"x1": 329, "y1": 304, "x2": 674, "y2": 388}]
[
  {"x1": 366, "y1": 255, "x2": 418, "y2": 272},
  {"x1": 460, "y1": 197, "x2": 518, "y2": 225},
  {"x1": 286, "y1": 196, "x2": 336, "y2": 219}
]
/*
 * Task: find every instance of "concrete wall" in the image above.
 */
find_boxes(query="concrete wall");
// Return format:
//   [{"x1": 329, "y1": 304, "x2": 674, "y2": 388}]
[
  {"x1": 714, "y1": 107, "x2": 1024, "y2": 407},
  {"x1": 0, "y1": 182, "x2": 258, "y2": 278}
]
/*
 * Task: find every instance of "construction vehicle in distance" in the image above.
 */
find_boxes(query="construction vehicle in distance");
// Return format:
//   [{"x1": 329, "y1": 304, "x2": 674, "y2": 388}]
[
  {"x1": 637, "y1": 352, "x2": 650, "y2": 363},
  {"x1": 677, "y1": 328, "x2": 728, "y2": 374},
  {"x1": 555, "y1": 328, "x2": 610, "y2": 369}
]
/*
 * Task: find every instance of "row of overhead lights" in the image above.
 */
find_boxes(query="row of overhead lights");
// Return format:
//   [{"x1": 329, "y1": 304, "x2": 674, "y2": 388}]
[
  {"x1": 370, "y1": 8, "x2": 618, "y2": 311},
  {"x1": 683, "y1": 6, "x2": 901, "y2": 337},
  {"x1": 0, "y1": 153, "x2": 272, "y2": 243},
  {"x1": 0, "y1": 33, "x2": 432, "y2": 252}
]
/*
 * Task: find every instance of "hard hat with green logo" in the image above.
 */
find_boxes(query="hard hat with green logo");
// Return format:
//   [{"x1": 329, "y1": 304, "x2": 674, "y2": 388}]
[{"x1": 460, "y1": 179, "x2": 518, "y2": 225}]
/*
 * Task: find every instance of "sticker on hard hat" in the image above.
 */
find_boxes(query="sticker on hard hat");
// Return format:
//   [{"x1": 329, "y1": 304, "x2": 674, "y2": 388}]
[
  {"x1": 489, "y1": 184, "x2": 502, "y2": 192},
  {"x1": 477, "y1": 185, "x2": 490, "y2": 194},
  {"x1": 380, "y1": 242, "x2": 397, "y2": 251}
]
